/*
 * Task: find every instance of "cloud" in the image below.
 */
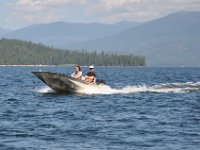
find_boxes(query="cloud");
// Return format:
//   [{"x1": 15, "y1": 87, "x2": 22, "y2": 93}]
[
  {"x1": 89, "y1": 0, "x2": 200, "y2": 12},
  {"x1": 13, "y1": 0, "x2": 87, "y2": 11},
  {"x1": 3, "y1": 0, "x2": 200, "y2": 28},
  {"x1": 6, "y1": 0, "x2": 87, "y2": 26},
  {"x1": 87, "y1": 0, "x2": 200, "y2": 22}
]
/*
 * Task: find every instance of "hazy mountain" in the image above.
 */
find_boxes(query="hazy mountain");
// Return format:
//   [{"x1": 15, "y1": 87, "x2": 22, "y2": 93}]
[
  {"x1": 68, "y1": 11, "x2": 200, "y2": 66},
  {"x1": 1, "y1": 21, "x2": 139, "y2": 48},
  {"x1": 1, "y1": 11, "x2": 199, "y2": 66},
  {"x1": 0, "y1": 27, "x2": 10, "y2": 35}
]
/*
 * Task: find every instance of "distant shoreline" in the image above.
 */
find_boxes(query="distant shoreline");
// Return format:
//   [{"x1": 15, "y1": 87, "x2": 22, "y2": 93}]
[
  {"x1": 0, "y1": 63, "x2": 88, "y2": 67},
  {"x1": 0, "y1": 65, "x2": 199, "y2": 68},
  {"x1": 0, "y1": 64, "x2": 54, "y2": 67},
  {"x1": 0, "y1": 64, "x2": 145, "y2": 67}
]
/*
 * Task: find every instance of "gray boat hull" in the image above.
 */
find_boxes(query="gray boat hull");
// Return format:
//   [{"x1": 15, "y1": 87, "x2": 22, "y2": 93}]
[{"x1": 32, "y1": 71, "x2": 104, "y2": 93}]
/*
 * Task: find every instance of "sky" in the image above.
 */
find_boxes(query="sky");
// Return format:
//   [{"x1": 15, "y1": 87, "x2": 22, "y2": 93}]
[{"x1": 0, "y1": 0, "x2": 200, "y2": 29}]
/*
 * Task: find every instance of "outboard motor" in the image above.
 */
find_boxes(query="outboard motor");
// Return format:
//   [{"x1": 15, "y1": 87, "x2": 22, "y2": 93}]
[{"x1": 96, "y1": 79, "x2": 106, "y2": 85}]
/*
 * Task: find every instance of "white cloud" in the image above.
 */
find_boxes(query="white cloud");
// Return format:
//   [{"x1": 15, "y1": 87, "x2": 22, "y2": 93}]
[
  {"x1": 89, "y1": 0, "x2": 200, "y2": 12},
  {"x1": 3, "y1": 0, "x2": 200, "y2": 28},
  {"x1": 6, "y1": 0, "x2": 87, "y2": 27},
  {"x1": 13, "y1": 0, "x2": 87, "y2": 12},
  {"x1": 87, "y1": 0, "x2": 200, "y2": 22}
]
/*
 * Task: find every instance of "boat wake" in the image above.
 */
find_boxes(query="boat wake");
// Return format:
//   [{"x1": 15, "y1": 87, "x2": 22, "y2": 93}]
[{"x1": 33, "y1": 82, "x2": 200, "y2": 95}]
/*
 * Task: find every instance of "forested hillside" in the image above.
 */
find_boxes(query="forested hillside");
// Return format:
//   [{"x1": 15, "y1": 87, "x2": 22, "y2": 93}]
[{"x1": 0, "y1": 39, "x2": 145, "y2": 66}]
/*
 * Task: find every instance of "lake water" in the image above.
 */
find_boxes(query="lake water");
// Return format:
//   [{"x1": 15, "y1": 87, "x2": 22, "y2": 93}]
[{"x1": 0, "y1": 66, "x2": 200, "y2": 150}]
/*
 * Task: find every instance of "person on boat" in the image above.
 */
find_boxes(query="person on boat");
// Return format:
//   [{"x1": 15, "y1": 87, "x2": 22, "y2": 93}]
[
  {"x1": 71, "y1": 65, "x2": 82, "y2": 79},
  {"x1": 83, "y1": 65, "x2": 96, "y2": 83}
]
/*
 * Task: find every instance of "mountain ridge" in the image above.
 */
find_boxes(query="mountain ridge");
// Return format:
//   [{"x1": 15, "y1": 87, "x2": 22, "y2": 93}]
[
  {"x1": 0, "y1": 11, "x2": 199, "y2": 66},
  {"x1": 1, "y1": 21, "x2": 139, "y2": 48},
  {"x1": 67, "y1": 11, "x2": 200, "y2": 66},
  {"x1": 0, "y1": 27, "x2": 10, "y2": 35}
]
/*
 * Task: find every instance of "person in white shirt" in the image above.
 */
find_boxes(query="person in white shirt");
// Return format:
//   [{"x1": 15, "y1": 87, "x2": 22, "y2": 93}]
[{"x1": 71, "y1": 66, "x2": 82, "y2": 79}]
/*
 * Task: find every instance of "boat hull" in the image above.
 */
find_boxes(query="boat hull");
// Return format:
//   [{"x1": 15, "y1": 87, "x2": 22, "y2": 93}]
[{"x1": 32, "y1": 71, "x2": 101, "y2": 93}]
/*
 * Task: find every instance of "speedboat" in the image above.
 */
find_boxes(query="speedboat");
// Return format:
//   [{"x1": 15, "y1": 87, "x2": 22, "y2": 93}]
[{"x1": 32, "y1": 71, "x2": 106, "y2": 93}]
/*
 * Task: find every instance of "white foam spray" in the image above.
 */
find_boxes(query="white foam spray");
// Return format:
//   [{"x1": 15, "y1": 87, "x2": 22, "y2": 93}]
[
  {"x1": 80, "y1": 82, "x2": 200, "y2": 95},
  {"x1": 33, "y1": 86, "x2": 55, "y2": 93},
  {"x1": 33, "y1": 82, "x2": 200, "y2": 95}
]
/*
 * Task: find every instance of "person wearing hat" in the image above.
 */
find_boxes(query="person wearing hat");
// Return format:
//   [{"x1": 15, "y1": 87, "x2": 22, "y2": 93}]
[{"x1": 84, "y1": 65, "x2": 96, "y2": 83}]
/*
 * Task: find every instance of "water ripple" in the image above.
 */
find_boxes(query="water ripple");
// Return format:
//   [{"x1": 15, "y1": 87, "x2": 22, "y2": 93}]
[{"x1": 1, "y1": 66, "x2": 200, "y2": 149}]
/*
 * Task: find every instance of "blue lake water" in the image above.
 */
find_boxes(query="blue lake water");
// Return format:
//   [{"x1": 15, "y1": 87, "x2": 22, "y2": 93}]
[{"x1": 0, "y1": 66, "x2": 200, "y2": 150}]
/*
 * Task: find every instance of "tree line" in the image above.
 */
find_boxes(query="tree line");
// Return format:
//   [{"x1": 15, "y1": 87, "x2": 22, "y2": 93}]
[{"x1": 0, "y1": 38, "x2": 146, "y2": 66}]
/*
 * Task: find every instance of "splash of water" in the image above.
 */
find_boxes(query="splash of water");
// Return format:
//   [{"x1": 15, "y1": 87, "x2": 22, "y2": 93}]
[
  {"x1": 81, "y1": 82, "x2": 200, "y2": 94},
  {"x1": 33, "y1": 86, "x2": 55, "y2": 93},
  {"x1": 33, "y1": 82, "x2": 200, "y2": 95}
]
